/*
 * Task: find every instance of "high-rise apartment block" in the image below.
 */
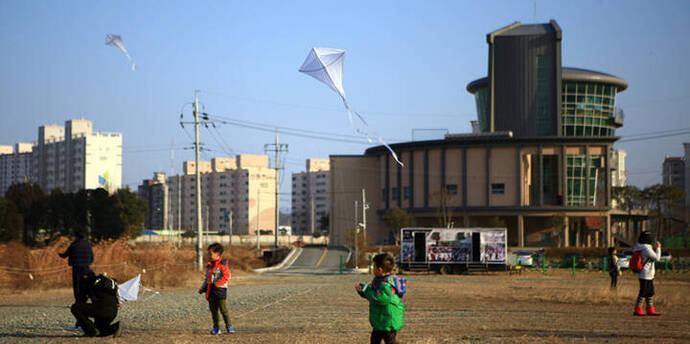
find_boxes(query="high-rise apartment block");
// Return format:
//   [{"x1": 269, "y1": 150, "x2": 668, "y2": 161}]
[
  {"x1": 291, "y1": 159, "x2": 330, "y2": 235},
  {"x1": 0, "y1": 119, "x2": 122, "y2": 195},
  {"x1": 139, "y1": 155, "x2": 276, "y2": 234},
  {"x1": 0, "y1": 143, "x2": 34, "y2": 195}
]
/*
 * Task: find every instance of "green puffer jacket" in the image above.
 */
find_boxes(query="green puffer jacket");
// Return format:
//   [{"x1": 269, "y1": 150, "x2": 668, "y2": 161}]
[{"x1": 358, "y1": 278, "x2": 405, "y2": 332}]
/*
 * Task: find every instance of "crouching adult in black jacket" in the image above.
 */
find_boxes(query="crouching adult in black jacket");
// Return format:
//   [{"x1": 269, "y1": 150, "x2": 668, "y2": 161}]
[{"x1": 70, "y1": 270, "x2": 122, "y2": 337}]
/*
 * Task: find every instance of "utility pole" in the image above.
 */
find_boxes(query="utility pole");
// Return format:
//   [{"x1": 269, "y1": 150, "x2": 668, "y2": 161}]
[
  {"x1": 256, "y1": 188, "x2": 261, "y2": 250},
  {"x1": 311, "y1": 196, "x2": 315, "y2": 235},
  {"x1": 361, "y1": 188, "x2": 367, "y2": 237},
  {"x1": 194, "y1": 90, "x2": 204, "y2": 271},
  {"x1": 354, "y1": 200, "x2": 359, "y2": 269},
  {"x1": 264, "y1": 130, "x2": 288, "y2": 247},
  {"x1": 229, "y1": 210, "x2": 233, "y2": 246}
]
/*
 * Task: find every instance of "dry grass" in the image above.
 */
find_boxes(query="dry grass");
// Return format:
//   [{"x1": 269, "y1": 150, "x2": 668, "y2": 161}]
[
  {"x1": 422, "y1": 270, "x2": 690, "y2": 307},
  {"x1": 0, "y1": 239, "x2": 266, "y2": 291}
]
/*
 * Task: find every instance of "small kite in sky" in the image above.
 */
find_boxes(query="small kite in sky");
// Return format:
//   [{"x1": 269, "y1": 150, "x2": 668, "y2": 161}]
[
  {"x1": 105, "y1": 34, "x2": 136, "y2": 71},
  {"x1": 299, "y1": 47, "x2": 403, "y2": 166}
]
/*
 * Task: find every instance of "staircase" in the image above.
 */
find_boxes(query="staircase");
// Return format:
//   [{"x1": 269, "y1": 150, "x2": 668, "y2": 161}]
[
  {"x1": 466, "y1": 262, "x2": 489, "y2": 274},
  {"x1": 408, "y1": 262, "x2": 431, "y2": 273}
]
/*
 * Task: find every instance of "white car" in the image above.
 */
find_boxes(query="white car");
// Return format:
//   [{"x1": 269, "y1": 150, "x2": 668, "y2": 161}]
[
  {"x1": 617, "y1": 250, "x2": 633, "y2": 269},
  {"x1": 514, "y1": 250, "x2": 534, "y2": 266}
]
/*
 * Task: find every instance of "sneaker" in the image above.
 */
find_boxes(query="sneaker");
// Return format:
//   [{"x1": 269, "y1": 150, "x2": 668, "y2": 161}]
[
  {"x1": 226, "y1": 326, "x2": 235, "y2": 334},
  {"x1": 210, "y1": 326, "x2": 220, "y2": 335}
]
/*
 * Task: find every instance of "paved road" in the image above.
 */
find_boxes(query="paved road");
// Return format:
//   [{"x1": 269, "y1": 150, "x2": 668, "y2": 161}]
[{"x1": 268, "y1": 246, "x2": 351, "y2": 274}]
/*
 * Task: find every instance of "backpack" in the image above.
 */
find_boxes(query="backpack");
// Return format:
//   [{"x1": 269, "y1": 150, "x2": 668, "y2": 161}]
[
  {"x1": 92, "y1": 274, "x2": 118, "y2": 296},
  {"x1": 630, "y1": 251, "x2": 644, "y2": 273},
  {"x1": 389, "y1": 276, "x2": 407, "y2": 298}
]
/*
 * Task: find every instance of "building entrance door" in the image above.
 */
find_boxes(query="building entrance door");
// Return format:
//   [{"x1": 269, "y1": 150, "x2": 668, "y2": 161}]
[
  {"x1": 472, "y1": 232, "x2": 481, "y2": 262},
  {"x1": 414, "y1": 232, "x2": 426, "y2": 262}
]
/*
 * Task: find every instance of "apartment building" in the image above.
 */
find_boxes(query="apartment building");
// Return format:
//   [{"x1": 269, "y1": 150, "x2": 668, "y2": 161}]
[
  {"x1": 143, "y1": 155, "x2": 276, "y2": 234},
  {"x1": 0, "y1": 143, "x2": 34, "y2": 195},
  {"x1": 291, "y1": 159, "x2": 330, "y2": 235},
  {"x1": 0, "y1": 119, "x2": 122, "y2": 195}
]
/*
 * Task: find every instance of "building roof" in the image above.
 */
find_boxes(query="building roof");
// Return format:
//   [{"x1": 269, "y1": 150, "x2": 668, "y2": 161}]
[
  {"x1": 364, "y1": 135, "x2": 619, "y2": 156},
  {"x1": 466, "y1": 67, "x2": 628, "y2": 93},
  {"x1": 486, "y1": 20, "x2": 562, "y2": 43}
]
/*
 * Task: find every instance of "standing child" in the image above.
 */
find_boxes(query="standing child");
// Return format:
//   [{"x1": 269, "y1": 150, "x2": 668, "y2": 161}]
[
  {"x1": 607, "y1": 247, "x2": 621, "y2": 289},
  {"x1": 198, "y1": 243, "x2": 234, "y2": 334},
  {"x1": 355, "y1": 253, "x2": 406, "y2": 344},
  {"x1": 632, "y1": 231, "x2": 662, "y2": 316}
]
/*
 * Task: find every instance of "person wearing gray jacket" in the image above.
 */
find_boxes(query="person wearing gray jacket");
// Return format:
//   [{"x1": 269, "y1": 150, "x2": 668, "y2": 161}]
[{"x1": 632, "y1": 231, "x2": 662, "y2": 316}]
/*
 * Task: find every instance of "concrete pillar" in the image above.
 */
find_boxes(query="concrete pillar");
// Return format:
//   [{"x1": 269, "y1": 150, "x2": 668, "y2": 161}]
[
  {"x1": 563, "y1": 216, "x2": 569, "y2": 247},
  {"x1": 586, "y1": 231, "x2": 592, "y2": 248},
  {"x1": 517, "y1": 215, "x2": 525, "y2": 247},
  {"x1": 605, "y1": 214, "x2": 612, "y2": 247}
]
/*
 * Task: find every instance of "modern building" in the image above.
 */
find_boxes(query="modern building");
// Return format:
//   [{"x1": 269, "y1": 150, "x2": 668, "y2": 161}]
[
  {"x1": 291, "y1": 159, "x2": 330, "y2": 235},
  {"x1": 140, "y1": 155, "x2": 276, "y2": 234},
  {"x1": 0, "y1": 119, "x2": 122, "y2": 195},
  {"x1": 330, "y1": 20, "x2": 628, "y2": 248},
  {"x1": 0, "y1": 143, "x2": 34, "y2": 195}
]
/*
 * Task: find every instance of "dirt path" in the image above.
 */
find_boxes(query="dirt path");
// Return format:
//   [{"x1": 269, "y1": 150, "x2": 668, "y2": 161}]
[{"x1": 0, "y1": 272, "x2": 688, "y2": 343}]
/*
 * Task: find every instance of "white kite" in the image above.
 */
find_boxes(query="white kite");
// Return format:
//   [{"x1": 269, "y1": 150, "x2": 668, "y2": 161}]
[
  {"x1": 299, "y1": 47, "x2": 403, "y2": 166},
  {"x1": 118, "y1": 274, "x2": 141, "y2": 301},
  {"x1": 105, "y1": 34, "x2": 136, "y2": 71}
]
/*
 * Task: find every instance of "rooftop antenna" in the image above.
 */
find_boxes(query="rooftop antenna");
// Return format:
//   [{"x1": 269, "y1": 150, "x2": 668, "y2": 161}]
[{"x1": 533, "y1": 0, "x2": 537, "y2": 23}]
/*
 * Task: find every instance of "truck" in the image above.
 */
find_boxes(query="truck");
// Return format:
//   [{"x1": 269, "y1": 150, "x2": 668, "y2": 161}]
[{"x1": 399, "y1": 227, "x2": 507, "y2": 274}]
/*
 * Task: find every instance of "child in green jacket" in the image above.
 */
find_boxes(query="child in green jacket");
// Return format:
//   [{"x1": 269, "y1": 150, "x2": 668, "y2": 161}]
[{"x1": 356, "y1": 253, "x2": 405, "y2": 344}]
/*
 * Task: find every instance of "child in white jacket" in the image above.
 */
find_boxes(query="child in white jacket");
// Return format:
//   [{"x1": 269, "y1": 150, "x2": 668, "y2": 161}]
[{"x1": 633, "y1": 231, "x2": 662, "y2": 316}]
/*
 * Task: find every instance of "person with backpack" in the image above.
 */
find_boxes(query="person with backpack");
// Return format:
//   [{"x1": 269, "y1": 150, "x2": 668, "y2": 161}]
[
  {"x1": 70, "y1": 271, "x2": 122, "y2": 337},
  {"x1": 198, "y1": 243, "x2": 234, "y2": 335},
  {"x1": 355, "y1": 253, "x2": 406, "y2": 344},
  {"x1": 631, "y1": 231, "x2": 662, "y2": 316}
]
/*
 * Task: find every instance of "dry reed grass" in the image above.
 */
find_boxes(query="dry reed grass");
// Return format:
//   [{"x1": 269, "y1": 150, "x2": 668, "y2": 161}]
[
  {"x1": 422, "y1": 270, "x2": 690, "y2": 307},
  {"x1": 0, "y1": 239, "x2": 266, "y2": 291}
]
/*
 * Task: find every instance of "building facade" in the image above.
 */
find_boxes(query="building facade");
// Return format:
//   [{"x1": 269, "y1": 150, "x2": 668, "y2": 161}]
[
  {"x1": 0, "y1": 143, "x2": 34, "y2": 195},
  {"x1": 662, "y1": 154, "x2": 687, "y2": 225},
  {"x1": 141, "y1": 155, "x2": 276, "y2": 234},
  {"x1": 0, "y1": 119, "x2": 122, "y2": 196},
  {"x1": 138, "y1": 172, "x2": 169, "y2": 230},
  {"x1": 291, "y1": 159, "x2": 330, "y2": 234},
  {"x1": 330, "y1": 20, "x2": 628, "y2": 248}
]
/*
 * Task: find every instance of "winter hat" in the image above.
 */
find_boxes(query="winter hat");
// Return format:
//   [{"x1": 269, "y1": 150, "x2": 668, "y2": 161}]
[{"x1": 638, "y1": 231, "x2": 653, "y2": 245}]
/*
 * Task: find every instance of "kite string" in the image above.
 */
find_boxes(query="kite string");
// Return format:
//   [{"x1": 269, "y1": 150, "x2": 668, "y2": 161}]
[{"x1": 342, "y1": 98, "x2": 404, "y2": 167}]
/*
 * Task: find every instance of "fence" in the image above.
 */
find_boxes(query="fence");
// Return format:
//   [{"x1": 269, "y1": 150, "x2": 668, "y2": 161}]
[{"x1": 132, "y1": 234, "x2": 328, "y2": 246}]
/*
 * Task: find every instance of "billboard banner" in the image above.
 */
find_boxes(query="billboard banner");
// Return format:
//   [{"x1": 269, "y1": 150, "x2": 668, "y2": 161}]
[
  {"x1": 480, "y1": 230, "x2": 506, "y2": 263},
  {"x1": 426, "y1": 229, "x2": 471, "y2": 263}
]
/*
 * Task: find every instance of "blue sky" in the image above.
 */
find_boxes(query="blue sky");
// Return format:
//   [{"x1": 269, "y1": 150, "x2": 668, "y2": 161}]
[{"x1": 1, "y1": 1, "x2": 689, "y2": 210}]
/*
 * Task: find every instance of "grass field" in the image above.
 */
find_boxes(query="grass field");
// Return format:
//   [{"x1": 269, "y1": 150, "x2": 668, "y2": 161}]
[{"x1": 1, "y1": 270, "x2": 689, "y2": 343}]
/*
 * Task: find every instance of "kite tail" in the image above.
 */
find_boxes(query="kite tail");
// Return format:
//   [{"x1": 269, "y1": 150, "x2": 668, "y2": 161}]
[{"x1": 346, "y1": 105, "x2": 404, "y2": 167}]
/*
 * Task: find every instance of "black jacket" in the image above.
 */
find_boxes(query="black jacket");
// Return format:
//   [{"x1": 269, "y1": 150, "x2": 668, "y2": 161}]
[
  {"x1": 81, "y1": 274, "x2": 119, "y2": 311},
  {"x1": 59, "y1": 238, "x2": 94, "y2": 267}
]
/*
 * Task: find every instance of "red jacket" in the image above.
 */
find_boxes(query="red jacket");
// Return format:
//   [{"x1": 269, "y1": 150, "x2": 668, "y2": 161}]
[{"x1": 200, "y1": 259, "x2": 231, "y2": 300}]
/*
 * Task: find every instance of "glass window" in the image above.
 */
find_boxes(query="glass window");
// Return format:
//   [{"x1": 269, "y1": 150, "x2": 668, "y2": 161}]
[
  {"x1": 491, "y1": 183, "x2": 505, "y2": 194},
  {"x1": 445, "y1": 184, "x2": 458, "y2": 195}
]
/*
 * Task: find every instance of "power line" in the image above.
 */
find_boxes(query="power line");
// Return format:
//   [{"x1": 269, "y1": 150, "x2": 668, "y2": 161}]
[
  {"x1": 618, "y1": 130, "x2": 690, "y2": 143},
  {"x1": 200, "y1": 90, "x2": 462, "y2": 118}
]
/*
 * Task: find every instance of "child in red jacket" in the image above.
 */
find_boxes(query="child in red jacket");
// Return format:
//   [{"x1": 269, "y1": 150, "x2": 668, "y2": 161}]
[{"x1": 198, "y1": 243, "x2": 234, "y2": 334}]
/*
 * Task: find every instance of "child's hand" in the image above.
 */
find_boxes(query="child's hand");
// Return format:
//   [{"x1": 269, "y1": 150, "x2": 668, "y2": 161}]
[{"x1": 355, "y1": 284, "x2": 362, "y2": 292}]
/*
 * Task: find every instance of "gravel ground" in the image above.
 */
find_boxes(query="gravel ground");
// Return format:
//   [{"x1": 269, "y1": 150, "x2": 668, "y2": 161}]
[{"x1": 1, "y1": 272, "x2": 689, "y2": 343}]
